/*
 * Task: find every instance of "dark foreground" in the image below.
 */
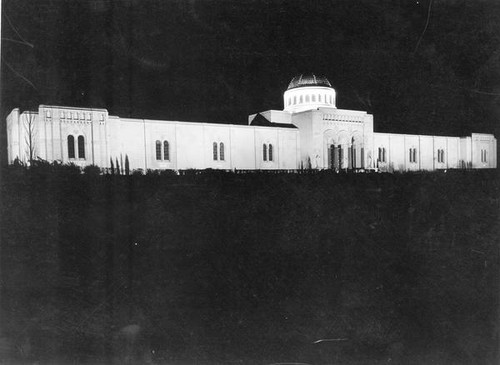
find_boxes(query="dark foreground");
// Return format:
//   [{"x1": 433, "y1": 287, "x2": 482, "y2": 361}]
[{"x1": 1, "y1": 164, "x2": 499, "y2": 364}]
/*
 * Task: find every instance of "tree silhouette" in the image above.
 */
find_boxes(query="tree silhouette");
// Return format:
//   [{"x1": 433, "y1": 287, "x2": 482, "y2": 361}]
[{"x1": 23, "y1": 112, "x2": 37, "y2": 165}]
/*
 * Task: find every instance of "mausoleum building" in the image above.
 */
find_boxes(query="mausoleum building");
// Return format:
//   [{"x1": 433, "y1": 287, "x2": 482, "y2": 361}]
[{"x1": 6, "y1": 74, "x2": 497, "y2": 171}]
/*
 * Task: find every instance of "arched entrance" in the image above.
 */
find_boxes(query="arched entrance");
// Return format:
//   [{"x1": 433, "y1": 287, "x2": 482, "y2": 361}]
[
  {"x1": 328, "y1": 144, "x2": 341, "y2": 170},
  {"x1": 324, "y1": 130, "x2": 349, "y2": 171},
  {"x1": 350, "y1": 134, "x2": 364, "y2": 170}
]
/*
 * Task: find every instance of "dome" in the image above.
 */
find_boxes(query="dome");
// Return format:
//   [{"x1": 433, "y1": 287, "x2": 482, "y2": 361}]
[{"x1": 287, "y1": 73, "x2": 332, "y2": 90}]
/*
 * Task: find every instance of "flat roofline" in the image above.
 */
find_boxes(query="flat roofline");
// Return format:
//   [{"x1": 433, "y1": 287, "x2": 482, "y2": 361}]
[
  {"x1": 39, "y1": 104, "x2": 108, "y2": 112},
  {"x1": 291, "y1": 107, "x2": 369, "y2": 115},
  {"x1": 116, "y1": 117, "x2": 298, "y2": 130},
  {"x1": 374, "y1": 132, "x2": 465, "y2": 139}
]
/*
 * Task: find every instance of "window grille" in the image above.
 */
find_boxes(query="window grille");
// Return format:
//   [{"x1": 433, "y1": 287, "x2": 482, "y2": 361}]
[
  {"x1": 219, "y1": 142, "x2": 225, "y2": 161},
  {"x1": 213, "y1": 142, "x2": 218, "y2": 161},
  {"x1": 156, "y1": 140, "x2": 162, "y2": 160}
]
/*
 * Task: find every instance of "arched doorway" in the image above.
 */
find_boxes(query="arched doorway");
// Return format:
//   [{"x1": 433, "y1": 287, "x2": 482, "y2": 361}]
[
  {"x1": 350, "y1": 134, "x2": 364, "y2": 170},
  {"x1": 328, "y1": 144, "x2": 341, "y2": 170}
]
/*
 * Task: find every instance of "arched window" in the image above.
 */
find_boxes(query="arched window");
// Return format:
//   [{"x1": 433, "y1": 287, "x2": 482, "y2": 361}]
[
  {"x1": 78, "y1": 135, "x2": 85, "y2": 159},
  {"x1": 213, "y1": 142, "x2": 218, "y2": 161},
  {"x1": 263, "y1": 144, "x2": 267, "y2": 161},
  {"x1": 293, "y1": 96, "x2": 297, "y2": 104},
  {"x1": 68, "y1": 135, "x2": 75, "y2": 159},
  {"x1": 409, "y1": 148, "x2": 417, "y2": 163},
  {"x1": 481, "y1": 149, "x2": 487, "y2": 162},
  {"x1": 163, "y1": 141, "x2": 170, "y2": 161},
  {"x1": 268, "y1": 144, "x2": 273, "y2": 161},
  {"x1": 219, "y1": 142, "x2": 225, "y2": 161},
  {"x1": 437, "y1": 149, "x2": 445, "y2": 163},
  {"x1": 306, "y1": 95, "x2": 310, "y2": 103},
  {"x1": 156, "y1": 140, "x2": 162, "y2": 160},
  {"x1": 299, "y1": 95, "x2": 303, "y2": 103}
]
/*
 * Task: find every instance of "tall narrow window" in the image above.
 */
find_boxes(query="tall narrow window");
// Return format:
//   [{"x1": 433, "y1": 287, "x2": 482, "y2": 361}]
[
  {"x1": 438, "y1": 149, "x2": 445, "y2": 163},
  {"x1": 68, "y1": 135, "x2": 75, "y2": 159},
  {"x1": 299, "y1": 95, "x2": 303, "y2": 103},
  {"x1": 293, "y1": 96, "x2": 297, "y2": 104},
  {"x1": 219, "y1": 142, "x2": 225, "y2": 161},
  {"x1": 409, "y1": 148, "x2": 417, "y2": 163},
  {"x1": 483, "y1": 150, "x2": 487, "y2": 162},
  {"x1": 352, "y1": 144, "x2": 356, "y2": 168},
  {"x1": 213, "y1": 142, "x2": 218, "y2": 161},
  {"x1": 263, "y1": 144, "x2": 267, "y2": 161},
  {"x1": 78, "y1": 136, "x2": 85, "y2": 159},
  {"x1": 378, "y1": 147, "x2": 382, "y2": 162},
  {"x1": 156, "y1": 140, "x2": 162, "y2": 160},
  {"x1": 268, "y1": 144, "x2": 273, "y2": 161},
  {"x1": 382, "y1": 148, "x2": 387, "y2": 163},
  {"x1": 318, "y1": 94, "x2": 322, "y2": 102},
  {"x1": 163, "y1": 141, "x2": 170, "y2": 161},
  {"x1": 312, "y1": 95, "x2": 316, "y2": 102}
]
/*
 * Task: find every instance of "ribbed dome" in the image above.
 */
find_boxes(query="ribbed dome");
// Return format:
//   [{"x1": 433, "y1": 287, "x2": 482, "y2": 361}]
[{"x1": 287, "y1": 73, "x2": 332, "y2": 90}]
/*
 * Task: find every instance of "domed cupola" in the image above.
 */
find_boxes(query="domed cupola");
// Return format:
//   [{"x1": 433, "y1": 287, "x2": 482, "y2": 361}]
[
  {"x1": 283, "y1": 73, "x2": 336, "y2": 113},
  {"x1": 287, "y1": 73, "x2": 332, "y2": 90}
]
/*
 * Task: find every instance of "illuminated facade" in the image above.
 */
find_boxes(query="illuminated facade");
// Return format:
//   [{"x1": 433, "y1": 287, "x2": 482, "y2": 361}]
[{"x1": 6, "y1": 74, "x2": 497, "y2": 171}]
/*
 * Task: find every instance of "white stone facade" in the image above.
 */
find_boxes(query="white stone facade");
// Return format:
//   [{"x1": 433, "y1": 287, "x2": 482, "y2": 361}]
[{"x1": 5, "y1": 74, "x2": 497, "y2": 172}]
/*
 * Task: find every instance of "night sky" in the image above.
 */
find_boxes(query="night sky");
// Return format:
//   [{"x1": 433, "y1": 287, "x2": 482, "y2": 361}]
[{"x1": 2, "y1": 0, "x2": 500, "y2": 160}]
